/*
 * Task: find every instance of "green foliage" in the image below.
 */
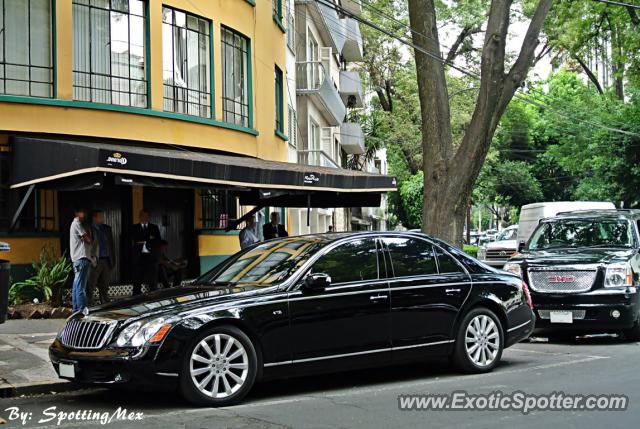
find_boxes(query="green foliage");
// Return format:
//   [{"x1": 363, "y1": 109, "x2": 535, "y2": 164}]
[
  {"x1": 398, "y1": 172, "x2": 424, "y2": 229},
  {"x1": 9, "y1": 246, "x2": 72, "y2": 305},
  {"x1": 463, "y1": 245, "x2": 479, "y2": 258}
]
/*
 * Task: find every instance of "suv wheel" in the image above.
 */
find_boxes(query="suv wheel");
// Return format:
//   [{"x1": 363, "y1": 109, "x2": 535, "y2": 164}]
[
  {"x1": 179, "y1": 325, "x2": 257, "y2": 406},
  {"x1": 453, "y1": 307, "x2": 504, "y2": 373}
]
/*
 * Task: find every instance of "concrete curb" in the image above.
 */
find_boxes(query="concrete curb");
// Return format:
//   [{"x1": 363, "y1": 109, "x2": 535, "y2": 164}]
[{"x1": 0, "y1": 380, "x2": 80, "y2": 399}]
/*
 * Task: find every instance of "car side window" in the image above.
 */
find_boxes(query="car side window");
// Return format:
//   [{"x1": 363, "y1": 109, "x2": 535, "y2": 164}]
[
  {"x1": 434, "y1": 246, "x2": 464, "y2": 274},
  {"x1": 312, "y1": 239, "x2": 379, "y2": 284},
  {"x1": 383, "y1": 237, "x2": 437, "y2": 277}
]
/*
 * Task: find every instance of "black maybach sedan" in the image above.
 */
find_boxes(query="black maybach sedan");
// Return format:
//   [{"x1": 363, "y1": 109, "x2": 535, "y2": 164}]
[{"x1": 50, "y1": 232, "x2": 534, "y2": 406}]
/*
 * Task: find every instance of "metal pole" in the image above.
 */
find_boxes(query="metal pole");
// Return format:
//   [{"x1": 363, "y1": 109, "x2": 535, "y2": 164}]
[{"x1": 10, "y1": 185, "x2": 35, "y2": 231}]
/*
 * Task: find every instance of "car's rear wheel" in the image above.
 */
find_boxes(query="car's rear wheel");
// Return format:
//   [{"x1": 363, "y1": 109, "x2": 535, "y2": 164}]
[
  {"x1": 453, "y1": 307, "x2": 504, "y2": 373},
  {"x1": 179, "y1": 325, "x2": 257, "y2": 406}
]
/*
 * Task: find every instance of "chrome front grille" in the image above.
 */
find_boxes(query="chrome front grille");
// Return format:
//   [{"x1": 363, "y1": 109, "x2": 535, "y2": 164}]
[
  {"x1": 537, "y1": 309, "x2": 587, "y2": 320},
  {"x1": 486, "y1": 249, "x2": 515, "y2": 260},
  {"x1": 60, "y1": 318, "x2": 116, "y2": 350},
  {"x1": 527, "y1": 269, "x2": 597, "y2": 294}
]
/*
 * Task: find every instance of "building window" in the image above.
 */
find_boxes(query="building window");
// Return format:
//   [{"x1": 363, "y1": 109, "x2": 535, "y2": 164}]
[
  {"x1": 72, "y1": 0, "x2": 148, "y2": 107},
  {"x1": 272, "y1": 0, "x2": 282, "y2": 23},
  {"x1": 275, "y1": 66, "x2": 284, "y2": 134},
  {"x1": 287, "y1": 105, "x2": 297, "y2": 148},
  {"x1": 162, "y1": 7, "x2": 211, "y2": 118},
  {"x1": 200, "y1": 190, "x2": 237, "y2": 230},
  {"x1": 221, "y1": 27, "x2": 250, "y2": 128},
  {"x1": 0, "y1": 0, "x2": 53, "y2": 97},
  {"x1": 285, "y1": 0, "x2": 294, "y2": 49}
]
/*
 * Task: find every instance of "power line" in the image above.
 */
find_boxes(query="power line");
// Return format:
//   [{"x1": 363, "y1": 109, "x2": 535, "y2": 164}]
[{"x1": 588, "y1": 0, "x2": 640, "y2": 10}]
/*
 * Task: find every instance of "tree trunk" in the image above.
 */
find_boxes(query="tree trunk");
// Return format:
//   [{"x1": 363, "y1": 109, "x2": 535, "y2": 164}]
[{"x1": 408, "y1": 0, "x2": 553, "y2": 248}]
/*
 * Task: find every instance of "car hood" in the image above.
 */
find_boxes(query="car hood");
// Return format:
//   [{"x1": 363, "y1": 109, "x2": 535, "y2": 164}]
[
  {"x1": 84, "y1": 283, "x2": 280, "y2": 322},
  {"x1": 485, "y1": 239, "x2": 518, "y2": 250},
  {"x1": 510, "y1": 248, "x2": 637, "y2": 266}
]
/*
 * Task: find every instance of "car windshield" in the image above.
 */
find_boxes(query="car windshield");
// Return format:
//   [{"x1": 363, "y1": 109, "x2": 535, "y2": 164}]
[
  {"x1": 528, "y1": 219, "x2": 634, "y2": 250},
  {"x1": 195, "y1": 237, "x2": 327, "y2": 286},
  {"x1": 496, "y1": 228, "x2": 517, "y2": 241}
]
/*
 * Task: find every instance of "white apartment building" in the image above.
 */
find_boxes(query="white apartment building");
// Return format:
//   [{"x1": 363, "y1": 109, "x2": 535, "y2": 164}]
[{"x1": 285, "y1": 0, "x2": 368, "y2": 235}]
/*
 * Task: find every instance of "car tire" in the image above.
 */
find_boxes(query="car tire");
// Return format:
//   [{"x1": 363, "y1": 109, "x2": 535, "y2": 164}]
[
  {"x1": 179, "y1": 325, "x2": 258, "y2": 406},
  {"x1": 623, "y1": 319, "x2": 640, "y2": 342},
  {"x1": 452, "y1": 307, "x2": 504, "y2": 373}
]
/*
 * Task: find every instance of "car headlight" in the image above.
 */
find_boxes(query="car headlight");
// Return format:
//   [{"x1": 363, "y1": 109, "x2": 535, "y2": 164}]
[
  {"x1": 503, "y1": 262, "x2": 522, "y2": 278},
  {"x1": 115, "y1": 318, "x2": 173, "y2": 347},
  {"x1": 605, "y1": 263, "x2": 633, "y2": 288}
]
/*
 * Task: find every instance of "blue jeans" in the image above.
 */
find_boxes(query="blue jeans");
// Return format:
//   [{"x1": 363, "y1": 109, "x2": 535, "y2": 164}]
[{"x1": 72, "y1": 258, "x2": 91, "y2": 312}]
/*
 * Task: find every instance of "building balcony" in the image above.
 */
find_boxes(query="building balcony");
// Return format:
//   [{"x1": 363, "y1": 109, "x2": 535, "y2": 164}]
[
  {"x1": 296, "y1": 61, "x2": 346, "y2": 126},
  {"x1": 342, "y1": 18, "x2": 363, "y2": 62},
  {"x1": 340, "y1": 0, "x2": 363, "y2": 16},
  {"x1": 297, "y1": 0, "x2": 345, "y2": 53},
  {"x1": 340, "y1": 122, "x2": 365, "y2": 154},
  {"x1": 339, "y1": 70, "x2": 364, "y2": 108},
  {"x1": 297, "y1": 150, "x2": 340, "y2": 168}
]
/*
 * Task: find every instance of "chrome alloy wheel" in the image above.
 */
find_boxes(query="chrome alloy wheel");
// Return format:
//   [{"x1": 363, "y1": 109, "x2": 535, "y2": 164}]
[
  {"x1": 465, "y1": 315, "x2": 500, "y2": 367},
  {"x1": 189, "y1": 333, "x2": 249, "y2": 398}
]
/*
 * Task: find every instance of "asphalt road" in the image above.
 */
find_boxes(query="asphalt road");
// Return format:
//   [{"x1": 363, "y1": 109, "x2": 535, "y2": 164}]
[{"x1": 1, "y1": 336, "x2": 639, "y2": 429}]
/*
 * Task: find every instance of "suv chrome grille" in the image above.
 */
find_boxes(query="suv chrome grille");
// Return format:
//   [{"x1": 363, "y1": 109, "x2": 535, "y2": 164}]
[
  {"x1": 537, "y1": 309, "x2": 586, "y2": 319},
  {"x1": 527, "y1": 269, "x2": 597, "y2": 294},
  {"x1": 486, "y1": 249, "x2": 515, "y2": 260},
  {"x1": 60, "y1": 318, "x2": 116, "y2": 350}
]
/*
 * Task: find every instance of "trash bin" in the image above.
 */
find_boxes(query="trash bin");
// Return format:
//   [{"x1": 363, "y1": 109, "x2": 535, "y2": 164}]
[{"x1": 0, "y1": 241, "x2": 10, "y2": 324}]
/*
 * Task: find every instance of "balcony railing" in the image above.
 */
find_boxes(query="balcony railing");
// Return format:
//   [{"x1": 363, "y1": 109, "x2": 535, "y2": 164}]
[
  {"x1": 340, "y1": 122, "x2": 365, "y2": 154},
  {"x1": 342, "y1": 18, "x2": 363, "y2": 62},
  {"x1": 296, "y1": 61, "x2": 346, "y2": 126},
  {"x1": 297, "y1": 0, "x2": 345, "y2": 53},
  {"x1": 339, "y1": 70, "x2": 364, "y2": 108},
  {"x1": 298, "y1": 150, "x2": 340, "y2": 168}
]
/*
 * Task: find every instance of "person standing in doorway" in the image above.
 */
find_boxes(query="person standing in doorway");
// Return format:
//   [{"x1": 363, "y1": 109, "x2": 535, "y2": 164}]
[
  {"x1": 69, "y1": 207, "x2": 93, "y2": 312},
  {"x1": 239, "y1": 216, "x2": 260, "y2": 249},
  {"x1": 131, "y1": 209, "x2": 161, "y2": 295},
  {"x1": 262, "y1": 211, "x2": 288, "y2": 240},
  {"x1": 88, "y1": 210, "x2": 115, "y2": 305}
]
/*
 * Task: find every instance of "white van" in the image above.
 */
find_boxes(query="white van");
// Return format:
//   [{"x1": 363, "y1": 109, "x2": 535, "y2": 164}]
[{"x1": 516, "y1": 201, "x2": 616, "y2": 245}]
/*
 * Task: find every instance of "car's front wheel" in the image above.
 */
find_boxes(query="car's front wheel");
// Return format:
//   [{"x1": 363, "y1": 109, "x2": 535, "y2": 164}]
[
  {"x1": 179, "y1": 325, "x2": 257, "y2": 406},
  {"x1": 453, "y1": 307, "x2": 504, "y2": 373}
]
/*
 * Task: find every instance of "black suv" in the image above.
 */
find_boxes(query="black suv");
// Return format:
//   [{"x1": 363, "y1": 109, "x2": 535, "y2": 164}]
[{"x1": 504, "y1": 209, "x2": 640, "y2": 340}]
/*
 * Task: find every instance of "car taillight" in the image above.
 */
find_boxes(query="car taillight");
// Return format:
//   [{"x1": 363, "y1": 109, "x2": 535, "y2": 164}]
[{"x1": 521, "y1": 281, "x2": 533, "y2": 309}]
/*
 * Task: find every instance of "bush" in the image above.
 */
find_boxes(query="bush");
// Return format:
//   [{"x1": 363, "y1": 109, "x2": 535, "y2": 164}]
[
  {"x1": 463, "y1": 245, "x2": 479, "y2": 258},
  {"x1": 9, "y1": 245, "x2": 72, "y2": 305}
]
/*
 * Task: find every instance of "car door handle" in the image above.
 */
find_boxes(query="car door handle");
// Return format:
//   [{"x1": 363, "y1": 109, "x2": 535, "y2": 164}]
[
  {"x1": 369, "y1": 294, "x2": 388, "y2": 301},
  {"x1": 445, "y1": 288, "x2": 462, "y2": 294}
]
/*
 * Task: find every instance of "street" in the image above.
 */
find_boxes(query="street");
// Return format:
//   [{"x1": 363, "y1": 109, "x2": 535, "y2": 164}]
[{"x1": 2, "y1": 336, "x2": 639, "y2": 428}]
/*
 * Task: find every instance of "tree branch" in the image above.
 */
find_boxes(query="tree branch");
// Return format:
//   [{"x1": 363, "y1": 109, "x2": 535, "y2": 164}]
[
  {"x1": 627, "y1": 6, "x2": 639, "y2": 26},
  {"x1": 574, "y1": 55, "x2": 604, "y2": 94},
  {"x1": 445, "y1": 25, "x2": 481, "y2": 64}
]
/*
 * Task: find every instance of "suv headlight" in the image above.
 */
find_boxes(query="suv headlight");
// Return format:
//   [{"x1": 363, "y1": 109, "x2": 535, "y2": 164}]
[
  {"x1": 477, "y1": 247, "x2": 487, "y2": 260},
  {"x1": 115, "y1": 318, "x2": 174, "y2": 347},
  {"x1": 503, "y1": 262, "x2": 522, "y2": 278},
  {"x1": 605, "y1": 262, "x2": 633, "y2": 288}
]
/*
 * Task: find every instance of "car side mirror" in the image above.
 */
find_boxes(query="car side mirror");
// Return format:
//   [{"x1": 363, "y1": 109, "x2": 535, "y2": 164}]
[
  {"x1": 518, "y1": 240, "x2": 526, "y2": 252},
  {"x1": 303, "y1": 273, "x2": 331, "y2": 292}
]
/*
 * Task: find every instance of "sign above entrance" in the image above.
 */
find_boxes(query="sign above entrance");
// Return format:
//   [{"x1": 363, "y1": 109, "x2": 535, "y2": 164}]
[
  {"x1": 303, "y1": 173, "x2": 320, "y2": 185},
  {"x1": 105, "y1": 152, "x2": 128, "y2": 167}
]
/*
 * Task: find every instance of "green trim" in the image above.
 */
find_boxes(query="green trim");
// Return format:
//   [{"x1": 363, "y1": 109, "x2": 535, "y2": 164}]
[
  {"x1": 0, "y1": 95, "x2": 260, "y2": 136},
  {"x1": 273, "y1": 16, "x2": 286, "y2": 34},
  {"x1": 52, "y1": 0, "x2": 58, "y2": 99},
  {"x1": 275, "y1": 129, "x2": 288, "y2": 142},
  {"x1": 145, "y1": 1, "x2": 152, "y2": 108},
  {"x1": 209, "y1": 20, "x2": 216, "y2": 120},
  {"x1": 274, "y1": 65, "x2": 284, "y2": 134},
  {"x1": 243, "y1": 0, "x2": 256, "y2": 5},
  {"x1": 247, "y1": 37, "x2": 254, "y2": 129},
  {"x1": 272, "y1": 0, "x2": 286, "y2": 33},
  {"x1": 197, "y1": 229, "x2": 240, "y2": 236}
]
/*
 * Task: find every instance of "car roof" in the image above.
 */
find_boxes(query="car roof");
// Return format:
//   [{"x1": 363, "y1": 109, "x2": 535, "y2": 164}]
[{"x1": 549, "y1": 209, "x2": 640, "y2": 221}]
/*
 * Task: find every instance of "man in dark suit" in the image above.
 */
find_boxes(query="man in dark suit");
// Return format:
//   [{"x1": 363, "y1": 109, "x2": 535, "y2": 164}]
[
  {"x1": 88, "y1": 210, "x2": 116, "y2": 305},
  {"x1": 263, "y1": 211, "x2": 288, "y2": 240},
  {"x1": 131, "y1": 209, "x2": 162, "y2": 295}
]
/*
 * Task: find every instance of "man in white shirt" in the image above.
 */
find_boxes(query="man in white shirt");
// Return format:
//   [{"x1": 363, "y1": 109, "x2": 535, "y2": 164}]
[
  {"x1": 69, "y1": 207, "x2": 93, "y2": 312},
  {"x1": 239, "y1": 216, "x2": 260, "y2": 249}
]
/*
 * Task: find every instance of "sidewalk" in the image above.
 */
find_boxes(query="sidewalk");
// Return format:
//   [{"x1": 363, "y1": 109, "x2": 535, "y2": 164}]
[{"x1": 0, "y1": 319, "x2": 74, "y2": 397}]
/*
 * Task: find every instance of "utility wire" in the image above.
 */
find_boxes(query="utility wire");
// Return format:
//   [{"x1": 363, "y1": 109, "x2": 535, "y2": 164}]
[{"x1": 588, "y1": 0, "x2": 640, "y2": 10}]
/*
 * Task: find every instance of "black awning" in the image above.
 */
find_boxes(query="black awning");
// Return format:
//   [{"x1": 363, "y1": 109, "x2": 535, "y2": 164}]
[{"x1": 10, "y1": 137, "x2": 396, "y2": 197}]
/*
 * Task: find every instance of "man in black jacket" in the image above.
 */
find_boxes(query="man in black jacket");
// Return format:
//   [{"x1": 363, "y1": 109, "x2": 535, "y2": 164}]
[
  {"x1": 88, "y1": 210, "x2": 116, "y2": 305},
  {"x1": 131, "y1": 209, "x2": 161, "y2": 295},
  {"x1": 262, "y1": 211, "x2": 288, "y2": 240}
]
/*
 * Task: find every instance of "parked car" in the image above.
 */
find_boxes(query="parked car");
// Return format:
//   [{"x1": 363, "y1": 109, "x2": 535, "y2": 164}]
[
  {"x1": 504, "y1": 209, "x2": 640, "y2": 340},
  {"x1": 516, "y1": 201, "x2": 616, "y2": 248},
  {"x1": 478, "y1": 225, "x2": 519, "y2": 267},
  {"x1": 50, "y1": 232, "x2": 534, "y2": 406}
]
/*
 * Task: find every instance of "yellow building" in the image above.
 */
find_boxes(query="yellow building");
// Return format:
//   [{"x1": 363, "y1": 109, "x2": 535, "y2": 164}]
[{"x1": 0, "y1": 0, "x2": 394, "y2": 285}]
